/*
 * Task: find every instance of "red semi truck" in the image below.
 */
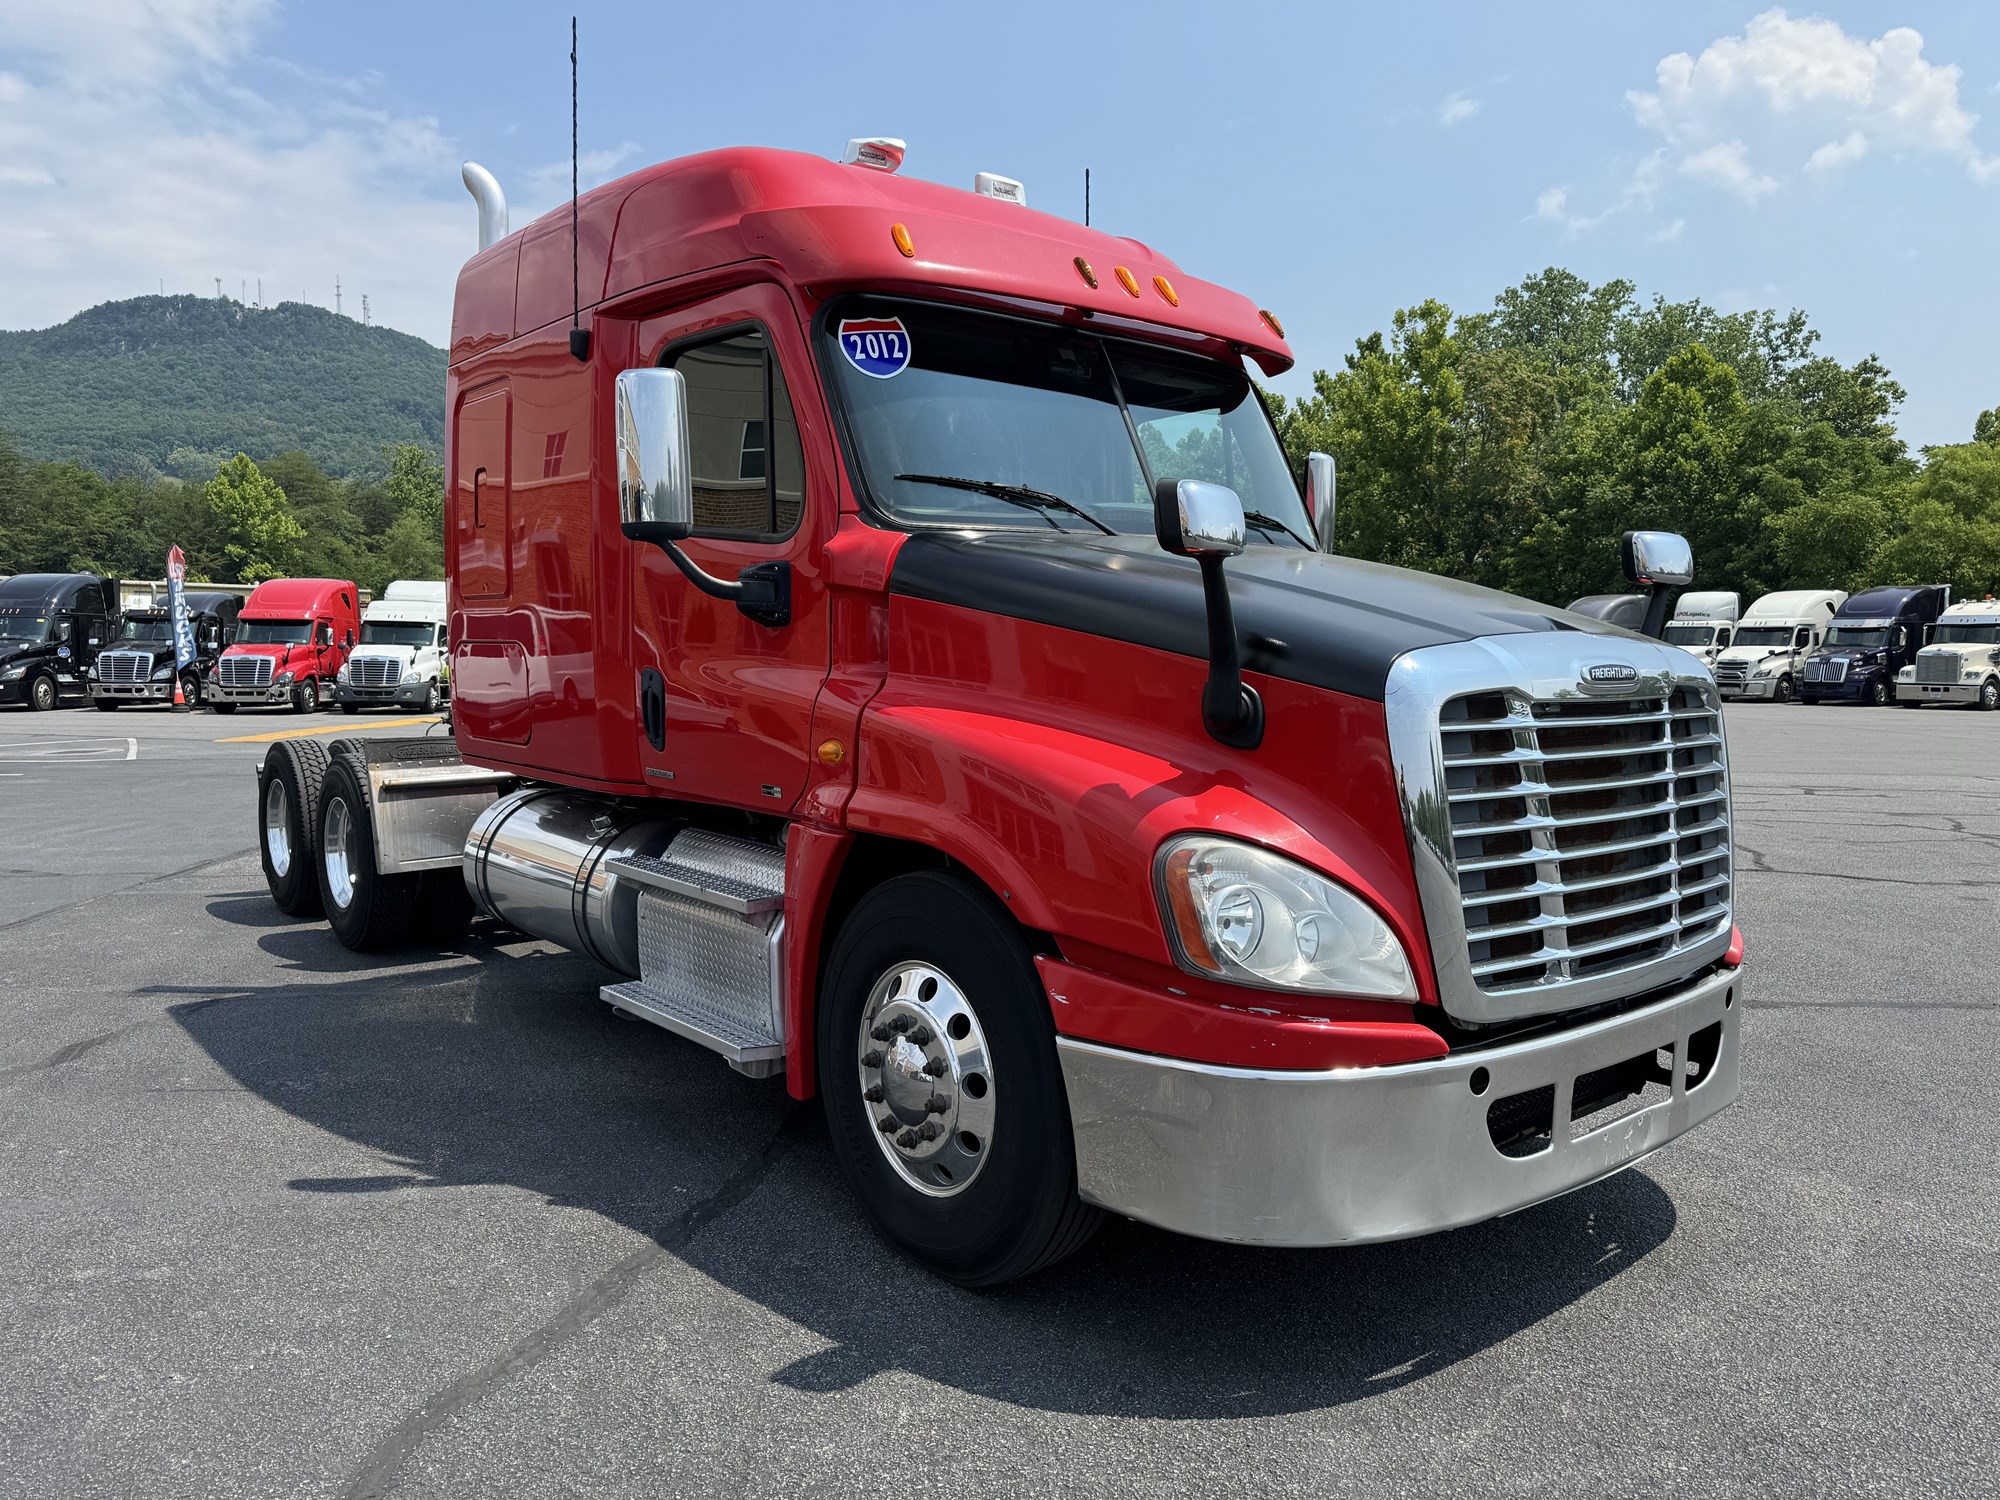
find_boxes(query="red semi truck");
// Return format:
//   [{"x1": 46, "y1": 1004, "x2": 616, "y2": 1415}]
[
  {"x1": 252, "y1": 143, "x2": 1743, "y2": 1284},
  {"x1": 208, "y1": 577, "x2": 360, "y2": 714}
]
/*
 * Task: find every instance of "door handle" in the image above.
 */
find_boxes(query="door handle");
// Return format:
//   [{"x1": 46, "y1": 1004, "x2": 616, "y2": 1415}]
[{"x1": 474, "y1": 466, "x2": 488, "y2": 528}]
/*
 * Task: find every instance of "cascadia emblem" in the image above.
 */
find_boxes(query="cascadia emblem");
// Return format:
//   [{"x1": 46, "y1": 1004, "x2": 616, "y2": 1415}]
[{"x1": 1585, "y1": 663, "x2": 1639, "y2": 684}]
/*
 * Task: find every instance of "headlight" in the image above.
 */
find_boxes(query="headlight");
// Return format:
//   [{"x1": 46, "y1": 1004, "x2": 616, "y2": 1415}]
[
  {"x1": 277, "y1": 670, "x2": 295, "y2": 684},
  {"x1": 150, "y1": 664, "x2": 172, "y2": 681},
  {"x1": 1751, "y1": 664, "x2": 1774, "y2": 677},
  {"x1": 401, "y1": 662, "x2": 421, "y2": 682},
  {"x1": 1156, "y1": 836, "x2": 1416, "y2": 998},
  {"x1": 0, "y1": 663, "x2": 25, "y2": 680},
  {"x1": 87, "y1": 663, "x2": 99, "y2": 679},
  {"x1": 337, "y1": 663, "x2": 350, "y2": 683}
]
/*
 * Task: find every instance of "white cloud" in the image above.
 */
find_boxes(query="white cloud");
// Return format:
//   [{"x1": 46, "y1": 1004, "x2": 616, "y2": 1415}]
[
  {"x1": 1679, "y1": 140, "x2": 1778, "y2": 202},
  {"x1": 1535, "y1": 186, "x2": 1568, "y2": 220},
  {"x1": 1439, "y1": 93, "x2": 1481, "y2": 127},
  {"x1": 0, "y1": 0, "x2": 470, "y2": 344},
  {"x1": 1628, "y1": 8, "x2": 2000, "y2": 196},
  {"x1": 1652, "y1": 217, "x2": 1685, "y2": 243}
]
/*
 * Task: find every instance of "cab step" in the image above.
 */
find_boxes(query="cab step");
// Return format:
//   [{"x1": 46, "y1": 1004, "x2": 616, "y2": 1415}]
[{"x1": 599, "y1": 830, "x2": 787, "y2": 1078}]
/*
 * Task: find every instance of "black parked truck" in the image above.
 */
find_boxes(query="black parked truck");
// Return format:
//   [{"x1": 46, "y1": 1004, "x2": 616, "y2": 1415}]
[
  {"x1": 1799, "y1": 585, "x2": 1950, "y2": 706},
  {"x1": 0, "y1": 573, "x2": 117, "y2": 711},
  {"x1": 89, "y1": 591, "x2": 242, "y2": 710}
]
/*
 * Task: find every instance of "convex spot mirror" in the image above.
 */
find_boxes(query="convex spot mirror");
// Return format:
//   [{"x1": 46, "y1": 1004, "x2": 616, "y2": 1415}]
[
  {"x1": 616, "y1": 367, "x2": 693, "y2": 545},
  {"x1": 1621, "y1": 529, "x2": 1695, "y2": 588},
  {"x1": 1154, "y1": 478, "x2": 1247, "y2": 559}
]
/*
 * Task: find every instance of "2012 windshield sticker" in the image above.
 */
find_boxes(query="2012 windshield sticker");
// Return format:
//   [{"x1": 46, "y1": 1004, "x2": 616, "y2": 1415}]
[{"x1": 837, "y1": 317, "x2": 911, "y2": 378}]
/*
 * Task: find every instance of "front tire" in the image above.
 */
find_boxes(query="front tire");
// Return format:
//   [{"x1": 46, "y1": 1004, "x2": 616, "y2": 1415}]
[
  {"x1": 1869, "y1": 678, "x2": 1890, "y2": 707},
  {"x1": 316, "y1": 748, "x2": 419, "y2": 951},
  {"x1": 1980, "y1": 679, "x2": 2000, "y2": 712},
  {"x1": 1774, "y1": 674, "x2": 1796, "y2": 704},
  {"x1": 28, "y1": 673, "x2": 57, "y2": 712},
  {"x1": 818, "y1": 872, "x2": 1100, "y2": 1286},
  {"x1": 260, "y1": 740, "x2": 328, "y2": 917},
  {"x1": 422, "y1": 680, "x2": 440, "y2": 714},
  {"x1": 291, "y1": 678, "x2": 319, "y2": 714},
  {"x1": 180, "y1": 671, "x2": 201, "y2": 707}
]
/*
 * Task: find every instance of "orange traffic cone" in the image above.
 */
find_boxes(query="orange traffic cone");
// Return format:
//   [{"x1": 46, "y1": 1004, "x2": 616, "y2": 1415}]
[{"x1": 172, "y1": 671, "x2": 186, "y2": 712}]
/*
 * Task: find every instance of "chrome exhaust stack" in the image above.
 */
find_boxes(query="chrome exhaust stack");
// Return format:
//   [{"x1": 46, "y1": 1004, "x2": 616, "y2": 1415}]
[{"x1": 461, "y1": 161, "x2": 509, "y2": 252}]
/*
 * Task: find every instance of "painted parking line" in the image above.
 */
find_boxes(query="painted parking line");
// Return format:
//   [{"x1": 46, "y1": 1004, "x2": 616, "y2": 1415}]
[
  {"x1": 0, "y1": 737, "x2": 138, "y2": 762},
  {"x1": 215, "y1": 717, "x2": 442, "y2": 744}
]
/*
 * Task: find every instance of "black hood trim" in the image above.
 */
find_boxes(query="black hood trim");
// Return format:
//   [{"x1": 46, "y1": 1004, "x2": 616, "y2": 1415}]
[{"x1": 889, "y1": 531, "x2": 1612, "y2": 702}]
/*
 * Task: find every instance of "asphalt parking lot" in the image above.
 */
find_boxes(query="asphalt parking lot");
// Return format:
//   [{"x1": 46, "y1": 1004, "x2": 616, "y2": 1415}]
[{"x1": 0, "y1": 701, "x2": 1994, "y2": 1498}]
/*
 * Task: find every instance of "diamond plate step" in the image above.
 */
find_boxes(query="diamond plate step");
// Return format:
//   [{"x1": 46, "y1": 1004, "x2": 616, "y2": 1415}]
[{"x1": 601, "y1": 980, "x2": 785, "y2": 1066}]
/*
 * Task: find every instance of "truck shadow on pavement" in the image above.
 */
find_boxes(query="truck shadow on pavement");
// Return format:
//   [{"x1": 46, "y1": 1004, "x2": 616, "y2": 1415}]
[{"x1": 164, "y1": 925, "x2": 1677, "y2": 1421}]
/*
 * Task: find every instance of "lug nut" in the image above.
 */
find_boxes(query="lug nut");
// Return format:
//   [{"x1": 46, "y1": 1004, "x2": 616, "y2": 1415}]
[
  {"x1": 862, "y1": 1049, "x2": 884, "y2": 1069},
  {"x1": 922, "y1": 1056, "x2": 947, "y2": 1077},
  {"x1": 890, "y1": 1016, "x2": 914, "y2": 1034},
  {"x1": 917, "y1": 1121, "x2": 942, "y2": 1141},
  {"x1": 897, "y1": 1129, "x2": 920, "y2": 1149},
  {"x1": 909, "y1": 1025, "x2": 934, "y2": 1046},
  {"x1": 925, "y1": 1097, "x2": 949, "y2": 1114},
  {"x1": 863, "y1": 1085, "x2": 884, "y2": 1103},
  {"x1": 870, "y1": 1024, "x2": 892, "y2": 1042},
  {"x1": 877, "y1": 1117, "x2": 898, "y2": 1134}
]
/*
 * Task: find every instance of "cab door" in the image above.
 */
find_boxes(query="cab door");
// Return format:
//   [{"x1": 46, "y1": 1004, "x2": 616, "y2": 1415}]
[{"x1": 631, "y1": 285, "x2": 831, "y2": 811}]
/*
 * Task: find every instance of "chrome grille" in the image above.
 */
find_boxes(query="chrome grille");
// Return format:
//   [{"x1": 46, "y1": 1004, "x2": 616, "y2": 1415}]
[
  {"x1": 1442, "y1": 688, "x2": 1730, "y2": 995},
  {"x1": 219, "y1": 655, "x2": 275, "y2": 688},
  {"x1": 1803, "y1": 657, "x2": 1847, "y2": 684},
  {"x1": 1713, "y1": 660, "x2": 1748, "y2": 685},
  {"x1": 1386, "y1": 635, "x2": 1735, "y2": 1024},
  {"x1": 1916, "y1": 653, "x2": 1960, "y2": 685},
  {"x1": 350, "y1": 657, "x2": 401, "y2": 688},
  {"x1": 98, "y1": 650, "x2": 154, "y2": 684}
]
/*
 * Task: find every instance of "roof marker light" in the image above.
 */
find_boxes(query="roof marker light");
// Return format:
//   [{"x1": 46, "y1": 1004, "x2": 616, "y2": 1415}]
[
  {"x1": 890, "y1": 223, "x2": 915, "y2": 257},
  {"x1": 1153, "y1": 275, "x2": 1179, "y2": 306},
  {"x1": 843, "y1": 138, "x2": 906, "y2": 173},
  {"x1": 1073, "y1": 256, "x2": 1099, "y2": 289},
  {"x1": 1114, "y1": 266, "x2": 1141, "y2": 298},
  {"x1": 973, "y1": 172, "x2": 1027, "y2": 205},
  {"x1": 1260, "y1": 308, "x2": 1286, "y2": 338}
]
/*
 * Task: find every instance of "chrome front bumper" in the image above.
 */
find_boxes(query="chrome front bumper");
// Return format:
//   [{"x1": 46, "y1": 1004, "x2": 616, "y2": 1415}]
[
  {"x1": 1716, "y1": 677, "x2": 1771, "y2": 699},
  {"x1": 210, "y1": 683, "x2": 291, "y2": 703},
  {"x1": 1903, "y1": 682, "x2": 1979, "y2": 703},
  {"x1": 1058, "y1": 964, "x2": 1741, "y2": 1247},
  {"x1": 91, "y1": 682, "x2": 172, "y2": 700}
]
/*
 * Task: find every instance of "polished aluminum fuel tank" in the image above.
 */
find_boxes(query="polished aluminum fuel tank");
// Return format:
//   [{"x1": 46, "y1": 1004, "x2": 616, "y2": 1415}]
[{"x1": 463, "y1": 787, "x2": 678, "y2": 976}]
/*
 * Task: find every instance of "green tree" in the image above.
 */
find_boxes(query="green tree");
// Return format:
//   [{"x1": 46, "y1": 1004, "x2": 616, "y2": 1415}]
[{"x1": 206, "y1": 453, "x2": 303, "y2": 583}]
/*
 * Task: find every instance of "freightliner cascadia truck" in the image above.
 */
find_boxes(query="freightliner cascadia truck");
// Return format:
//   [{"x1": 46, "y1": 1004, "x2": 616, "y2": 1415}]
[
  {"x1": 206, "y1": 577, "x2": 360, "y2": 714},
  {"x1": 0, "y1": 573, "x2": 117, "y2": 711},
  {"x1": 1712, "y1": 590, "x2": 1845, "y2": 704},
  {"x1": 1662, "y1": 592, "x2": 1739, "y2": 667},
  {"x1": 332, "y1": 580, "x2": 450, "y2": 714},
  {"x1": 90, "y1": 590, "x2": 240, "y2": 709},
  {"x1": 249, "y1": 143, "x2": 1744, "y2": 1284},
  {"x1": 1896, "y1": 597, "x2": 2000, "y2": 710}
]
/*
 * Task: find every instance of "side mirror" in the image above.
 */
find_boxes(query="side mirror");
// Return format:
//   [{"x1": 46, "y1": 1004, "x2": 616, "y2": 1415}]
[
  {"x1": 1154, "y1": 478, "x2": 1246, "y2": 559},
  {"x1": 616, "y1": 364, "x2": 790, "y2": 627},
  {"x1": 616, "y1": 367, "x2": 694, "y2": 545},
  {"x1": 1305, "y1": 452, "x2": 1337, "y2": 553},
  {"x1": 1621, "y1": 529, "x2": 1694, "y2": 640},
  {"x1": 53, "y1": 621, "x2": 72, "y2": 643},
  {"x1": 344, "y1": 630, "x2": 355, "y2": 650},
  {"x1": 1153, "y1": 478, "x2": 1261, "y2": 749},
  {"x1": 1621, "y1": 530, "x2": 1694, "y2": 588}
]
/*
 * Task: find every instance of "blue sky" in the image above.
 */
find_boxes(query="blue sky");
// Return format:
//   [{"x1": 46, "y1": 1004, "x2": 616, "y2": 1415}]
[{"x1": 2, "y1": 2, "x2": 1996, "y2": 446}]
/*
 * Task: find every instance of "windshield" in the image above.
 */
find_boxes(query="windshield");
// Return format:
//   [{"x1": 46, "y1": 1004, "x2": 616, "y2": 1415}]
[
  {"x1": 117, "y1": 618, "x2": 173, "y2": 643},
  {"x1": 1730, "y1": 627, "x2": 1793, "y2": 648},
  {"x1": 237, "y1": 619, "x2": 311, "y2": 645},
  {"x1": 361, "y1": 622, "x2": 437, "y2": 649},
  {"x1": 1826, "y1": 626, "x2": 1889, "y2": 648},
  {"x1": 1934, "y1": 623, "x2": 2000, "y2": 644},
  {"x1": 0, "y1": 606, "x2": 51, "y2": 644},
  {"x1": 1663, "y1": 624, "x2": 1717, "y2": 646},
  {"x1": 822, "y1": 300, "x2": 1309, "y2": 542}
]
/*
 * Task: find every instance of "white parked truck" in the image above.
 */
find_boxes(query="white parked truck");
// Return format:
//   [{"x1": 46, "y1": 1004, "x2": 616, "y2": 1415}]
[
  {"x1": 1662, "y1": 591, "x2": 1741, "y2": 665},
  {"x1": 332, "y1": 580, "x2": 449, "y2": 714},
  {"x1": 1711, "y1": 589, "x2": 1846, "y2": 703},
  {"x1": 1896, "y1": 598, "x2": 2000, "y2": 710}
]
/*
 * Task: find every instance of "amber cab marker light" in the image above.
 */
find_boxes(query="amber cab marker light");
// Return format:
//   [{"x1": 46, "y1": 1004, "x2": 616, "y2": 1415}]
[
  {"x1": 1259, "y1": 308, "x2": 1286, "y2": 338},
  {"x1": 1114, "y1": 266, "x2": 1141, "y2": 297},
  {"x1": 817, "y1": 739, "x2": 847, "y2": 767},
  {"x1": 1153, "y1": 274, "x2": 1179, "y2": 306},
  {"x1": 890, "y1": 223, "x2": 915, "y2": 258},
  {"x1": 1073, "y1": 255, "x2": 1099, "y2": 289}
]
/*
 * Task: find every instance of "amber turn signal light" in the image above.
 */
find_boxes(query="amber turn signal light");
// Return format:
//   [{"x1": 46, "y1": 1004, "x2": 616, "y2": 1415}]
[
  {"x1": 1153, "y1": 275, "x2": 1178, "y2": 306},
  {"x1": 890, "y1": 223, "x2": 915, "y2": 258},
  {"x1": 1259, "y1": 308, "x2": 1286, "y2": 338},
  {"x1": 1073, "y1": 256, "x2": 1098, "y2": 289},
  {"x1": 1114, "y1": 266, "x2": 1141, "y2": 297}
]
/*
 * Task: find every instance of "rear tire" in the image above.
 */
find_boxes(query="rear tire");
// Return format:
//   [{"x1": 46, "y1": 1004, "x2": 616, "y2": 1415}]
[
  {"x1": 260, "y1": 740, "x2": 328, "y2": 917},
  {"x1": 316, "y1": 748, "x2": 418, "y2": 951},
  {"x1": 818, "y1": 872, "x2": 1101, "y2": 1286}
]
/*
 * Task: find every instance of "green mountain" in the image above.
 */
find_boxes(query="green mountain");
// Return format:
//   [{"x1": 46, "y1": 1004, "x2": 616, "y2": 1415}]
[{"x1": 0, "y1": 295, "x2": 446, "y2": 478}]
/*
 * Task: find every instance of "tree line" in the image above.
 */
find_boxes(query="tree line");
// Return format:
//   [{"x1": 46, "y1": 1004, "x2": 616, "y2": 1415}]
[
  {"x1": 0, "y1": 431, "x2": 443, "y2": 591},
  {"x1": 1265, "y1": 267, "x2": 2000, "y2": 605}
]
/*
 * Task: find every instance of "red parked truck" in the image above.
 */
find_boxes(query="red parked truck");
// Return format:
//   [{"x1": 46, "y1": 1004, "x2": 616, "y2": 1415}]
[
  {"x1": 208, "y1": 577, "x2": 360, "y2": 714},
  {"x1": 251, "y1": 143, "x2": 1743, "y2": 1284}
]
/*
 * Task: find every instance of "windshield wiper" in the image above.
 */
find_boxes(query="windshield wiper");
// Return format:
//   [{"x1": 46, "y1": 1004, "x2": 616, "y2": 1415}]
[
  {"x1": 893, "y1": 473, "x2": 1116, "y2": 537},
  {"x1": 1241, "y1": 510, "x2": 1312, "y2": 549}
]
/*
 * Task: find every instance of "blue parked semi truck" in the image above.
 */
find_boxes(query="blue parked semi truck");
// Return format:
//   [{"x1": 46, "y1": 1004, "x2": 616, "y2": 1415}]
[{"x1": 1799, "y1": 585, "x2": 1950, "y2": 706}]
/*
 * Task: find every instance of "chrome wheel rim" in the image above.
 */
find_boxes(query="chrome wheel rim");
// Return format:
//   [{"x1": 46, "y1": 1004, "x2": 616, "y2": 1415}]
[
  {"x1": 32, "y1": 677, "x2": 54, "y2": 710},
  {"x1": 263, "y1": 778, "x2": 291, "y2": 877},
  {"x1": 323, "y1": 794, "x2": 355, "y2": 910},
  {"x1": 857, "y1": 961, "x2": 994, "y2": 1197}
]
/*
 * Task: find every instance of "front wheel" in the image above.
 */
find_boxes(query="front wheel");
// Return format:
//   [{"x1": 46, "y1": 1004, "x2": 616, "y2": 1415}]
[
  {"x1": 1774, "y1": 674, "x2": 1796, "y2": 704},
  {"x1": 291, "y1": 678, "x2": 319, "y2": 714},
  {"x1": 28, "y1": 674, "x2": 57, "y2": 712},
  {"x1": 422, "y1": 680, "x2": 440, "y2": 714},
  {"x1": 1869, "y1": 678, "x2": 1890, "y2": 707},
  {"x1": 1979, "y1": 679, "x2": 2000, "y2": 712},
  {"x1": 818, "y1": 872, "x2": 1101, "y2": 1286},
  {"x1": 180, "y1": 671, "x2": 201, "y2": 707}
]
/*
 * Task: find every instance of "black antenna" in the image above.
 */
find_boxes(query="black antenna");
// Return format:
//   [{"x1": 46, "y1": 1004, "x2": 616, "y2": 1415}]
[
  {"x1": 1084, "y1": 167, "x2": 1090, "y2": 227},
  {"x1": 568, "y1": 15, "x2": 590, "y2": 362}
]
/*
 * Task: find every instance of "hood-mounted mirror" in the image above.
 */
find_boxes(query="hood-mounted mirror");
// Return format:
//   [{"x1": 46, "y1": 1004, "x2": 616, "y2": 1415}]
[
  {"x1": 1621, "y1": 530, "x2": 1696, "y2": 639},
  {"x1": 1154, "y1": 478, "x2": 1263, "y2": 749}
]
